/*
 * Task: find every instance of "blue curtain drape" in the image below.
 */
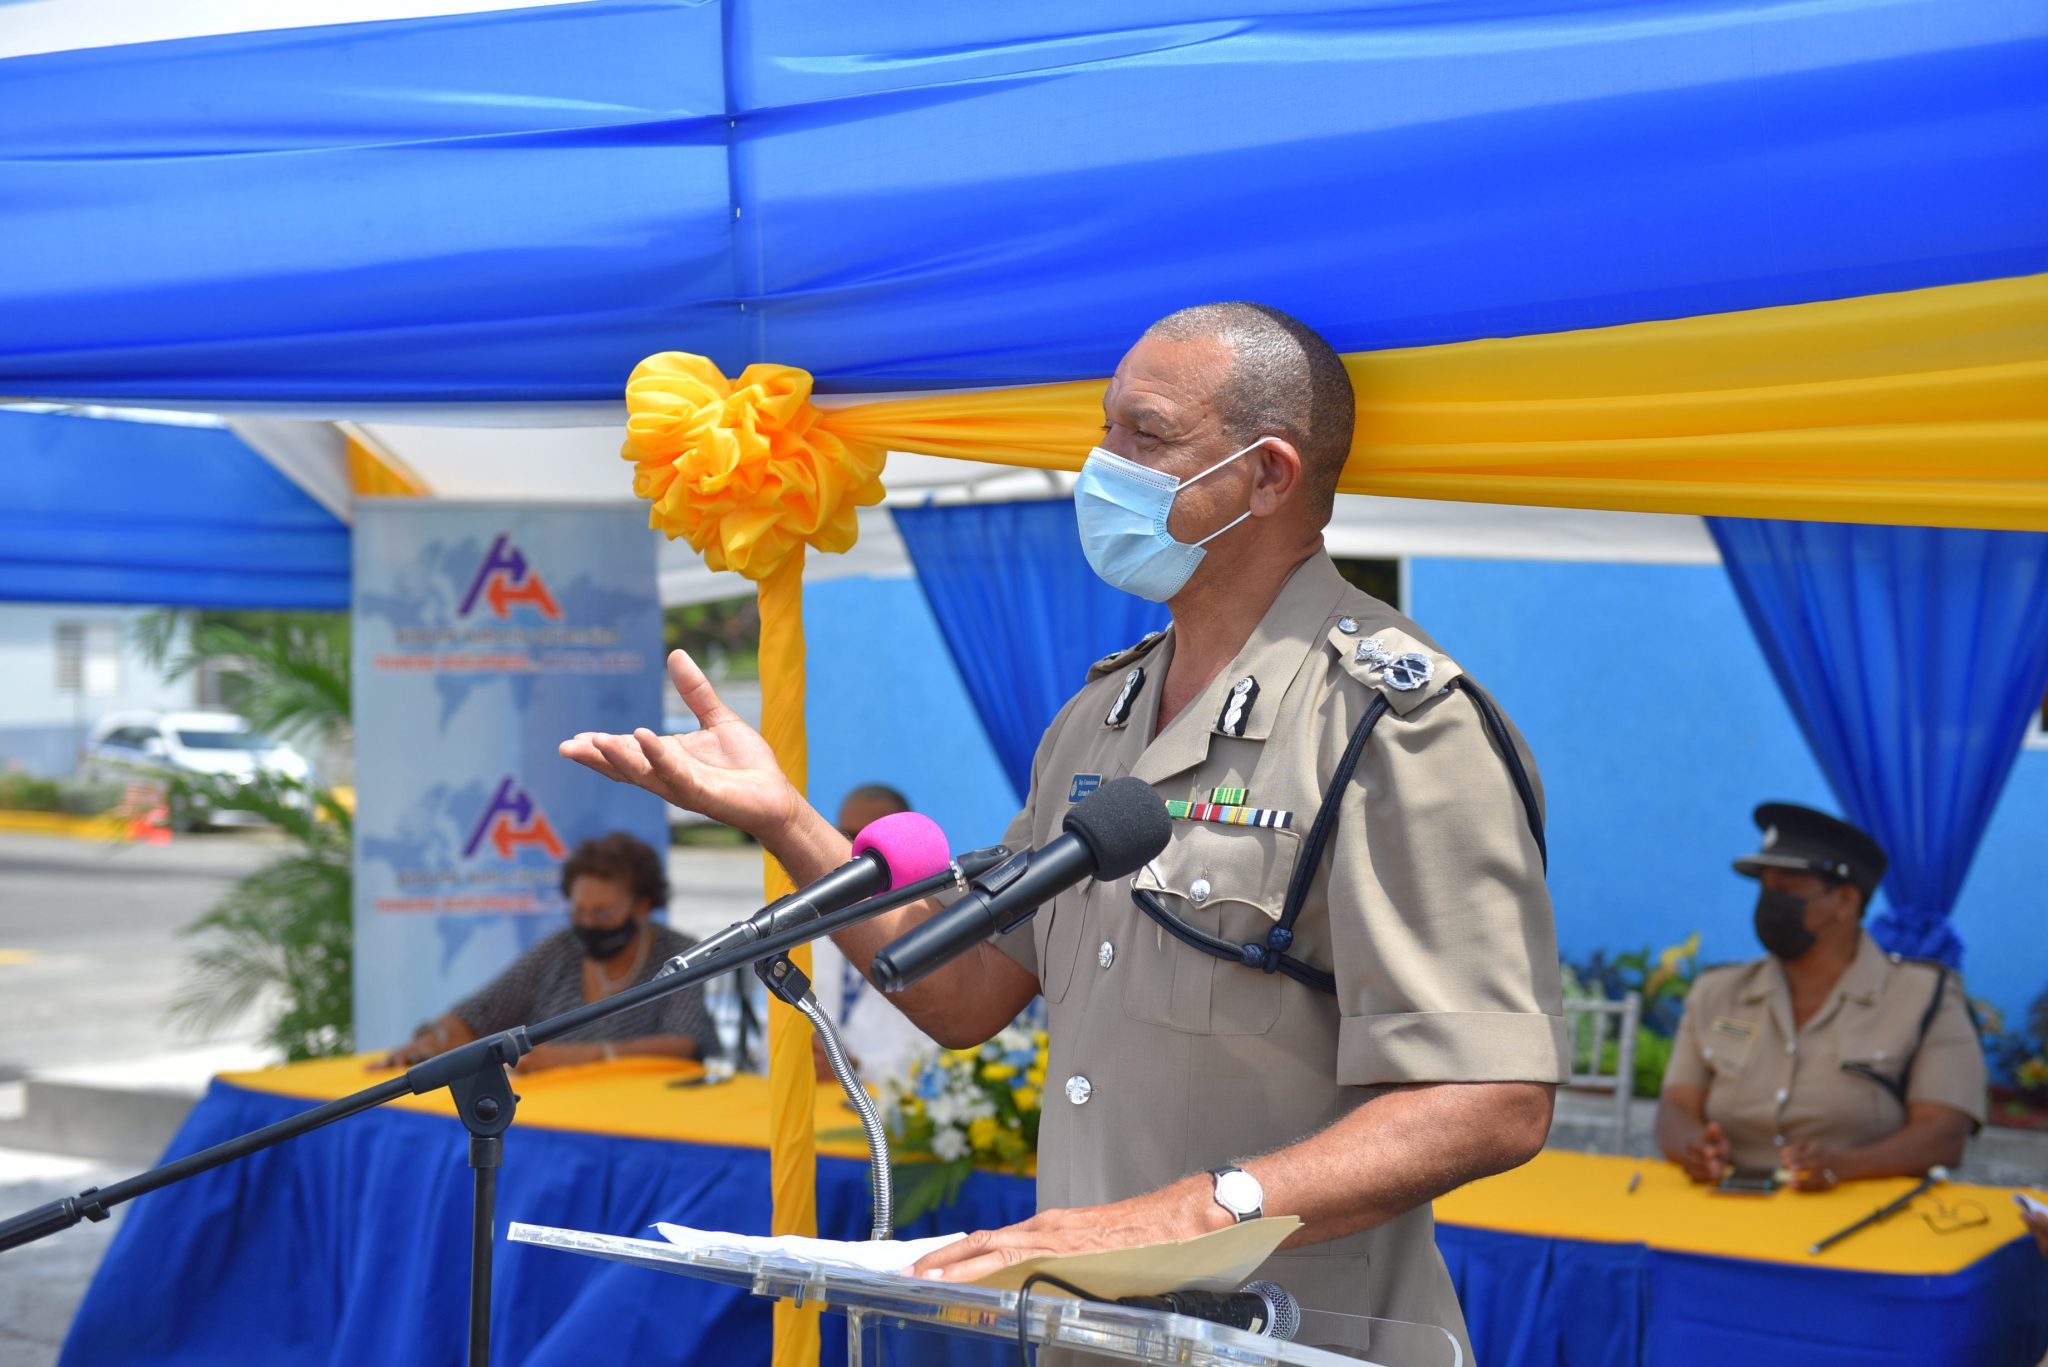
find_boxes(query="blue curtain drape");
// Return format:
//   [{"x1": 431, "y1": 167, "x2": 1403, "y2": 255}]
[
  {"x1": 1707, "y1": 520, "x2": 2048, "y2": 965},
  {"x1": 891, "y1": 500, "x2": 1167, "y2": 804}
]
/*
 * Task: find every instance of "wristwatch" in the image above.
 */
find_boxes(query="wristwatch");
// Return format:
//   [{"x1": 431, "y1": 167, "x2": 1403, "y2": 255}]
[{"x1": 1208, "y1": 1166, "x2": 1264, "y2": 1223}]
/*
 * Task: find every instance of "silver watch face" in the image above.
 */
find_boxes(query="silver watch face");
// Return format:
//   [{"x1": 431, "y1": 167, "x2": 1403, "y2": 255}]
[{"x1": 1214, "y1": 1168, "x2": 1263, "y2": 1216}]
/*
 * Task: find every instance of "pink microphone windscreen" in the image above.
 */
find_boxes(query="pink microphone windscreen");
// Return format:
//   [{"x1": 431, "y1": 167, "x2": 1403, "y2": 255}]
[{"x1": 851, "y1": 811, "x2": 951, "y2": 890}]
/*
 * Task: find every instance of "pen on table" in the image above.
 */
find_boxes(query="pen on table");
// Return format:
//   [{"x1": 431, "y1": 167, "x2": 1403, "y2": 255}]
[{"x1": 1626, "y1": 1171, "x2": 1641, "y2": 1195}]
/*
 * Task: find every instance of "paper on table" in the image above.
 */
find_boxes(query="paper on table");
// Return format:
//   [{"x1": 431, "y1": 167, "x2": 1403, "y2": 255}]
[
  {"x1": 650, "y1": 1214, "x2": 1301, "y2": 1299},
  {"x1": 653, "y1": 1223, "x2": 965, "y2": 1273},
  {"x1": 964, "y1": 1216, "x2": 1302, "y2": 1296}
]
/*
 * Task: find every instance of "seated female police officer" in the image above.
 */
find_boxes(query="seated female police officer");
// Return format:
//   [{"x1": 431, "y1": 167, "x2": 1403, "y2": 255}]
[{"x1": 1656, "y1": 804, "x2": 1985, "y2": 1190}]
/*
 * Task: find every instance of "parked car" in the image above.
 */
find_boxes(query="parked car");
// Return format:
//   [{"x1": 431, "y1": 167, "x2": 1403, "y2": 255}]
[{"x1": 82, "y1": 711, "x2": 313, "y2": 830}]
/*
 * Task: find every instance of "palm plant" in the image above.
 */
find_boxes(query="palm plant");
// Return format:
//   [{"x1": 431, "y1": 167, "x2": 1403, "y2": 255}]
[{"x1": 135, "y1": 610, "x2": 356, "y2": 1059}]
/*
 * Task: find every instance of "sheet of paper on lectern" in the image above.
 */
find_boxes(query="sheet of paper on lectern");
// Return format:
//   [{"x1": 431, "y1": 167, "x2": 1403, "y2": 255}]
[
  {"x1": 654, "y1": 1223, "x2": 966, "y2": 1273},
  {"x1": 652, "y1": 1215, "x2": 1300, "y2": 1298}
]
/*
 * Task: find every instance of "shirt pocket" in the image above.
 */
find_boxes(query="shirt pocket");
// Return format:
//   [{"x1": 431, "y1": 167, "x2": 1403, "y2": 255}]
[
  {"x1": 1700, "y1": 1021, "x2": 1760, "y2": 1081},
  {"x1": 1837, "y1": 1014, "x2": 1915, "y2": 1128},
  {"x1": 1124, "y1": 822, "x2": 1302, "y2": 1036}
]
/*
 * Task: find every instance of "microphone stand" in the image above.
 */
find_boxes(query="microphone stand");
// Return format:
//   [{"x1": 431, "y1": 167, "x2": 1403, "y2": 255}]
[{"x1": 0, "y1": 852, "x2": 995, "y2": 1367}]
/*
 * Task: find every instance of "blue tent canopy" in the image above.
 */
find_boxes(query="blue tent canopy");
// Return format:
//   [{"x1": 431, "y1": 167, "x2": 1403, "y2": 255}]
[
  {"x1": 0, "y1": 0, "x2": 2041, "y2": 406},
  {"x1": 0, "y1": 411, "x2": 350, "y2": 608}
]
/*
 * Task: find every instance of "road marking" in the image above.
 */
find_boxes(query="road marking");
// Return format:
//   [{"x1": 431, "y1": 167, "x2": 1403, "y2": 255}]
[{"x1": 0, "y1": 949, "x2": 38, "y2": 966}]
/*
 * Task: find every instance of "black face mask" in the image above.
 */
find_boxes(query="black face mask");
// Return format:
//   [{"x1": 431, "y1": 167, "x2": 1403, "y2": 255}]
[
  {"x1": 1754, "y1": 888, "x2": 1817, "y2": 961},
  {"x1": 574, "y1": 921, "x2": 639, "y2": 962}
]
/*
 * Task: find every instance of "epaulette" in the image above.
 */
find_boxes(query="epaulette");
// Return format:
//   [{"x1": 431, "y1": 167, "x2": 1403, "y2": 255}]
[
  {"x1": 1087, "y1": 629, "x2": 1167, "y2": 680},
  {"x1": 1691, "y1": 960, "x2": 1749, "y2": 980},
  {"x1": 1326, "y1": 617, "x2": 1463, "y2": 716}
]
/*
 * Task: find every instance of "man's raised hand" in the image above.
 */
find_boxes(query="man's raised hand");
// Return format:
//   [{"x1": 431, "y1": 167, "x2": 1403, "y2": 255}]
[{"x1": 559, "y1": 650, "x2": 801, "y2": 842}]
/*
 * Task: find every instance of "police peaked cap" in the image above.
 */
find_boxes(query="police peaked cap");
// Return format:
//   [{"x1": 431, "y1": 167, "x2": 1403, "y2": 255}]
[{"x1": 1733, "y1": 803, "x2": 1887, "y2": 901}]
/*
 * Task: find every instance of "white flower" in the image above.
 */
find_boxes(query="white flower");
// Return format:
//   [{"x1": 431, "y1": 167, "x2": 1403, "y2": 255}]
[
  {"x1": 931, "y1": 1126, "x2": 968, "y2": 1161},
  {"x1": 927, "y1": 1093, "x2": 967, "y2": 1127}
]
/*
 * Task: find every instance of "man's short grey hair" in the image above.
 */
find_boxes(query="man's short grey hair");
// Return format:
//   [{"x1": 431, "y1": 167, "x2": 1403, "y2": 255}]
[{"x1": 1144, "y1": 302, "x2": 1355, "y2": 522}]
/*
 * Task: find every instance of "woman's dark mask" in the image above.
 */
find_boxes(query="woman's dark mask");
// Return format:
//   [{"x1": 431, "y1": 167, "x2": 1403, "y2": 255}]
[
  {"x1": 575, "y1": 921, "x2": 639, "y2": 961},
  {"x1": 1754, "y1": 888, "x2": 1817, "y2": 961}
]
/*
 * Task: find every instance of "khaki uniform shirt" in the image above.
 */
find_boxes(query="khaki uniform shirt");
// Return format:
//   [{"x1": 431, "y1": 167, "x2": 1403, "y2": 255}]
[
  {"x1": 1662, "y1": 931, "x2": 1987, "y2": 1172},
  {"x1": 992, "y1": 554, "x2": 1569, "y2": 1355}
]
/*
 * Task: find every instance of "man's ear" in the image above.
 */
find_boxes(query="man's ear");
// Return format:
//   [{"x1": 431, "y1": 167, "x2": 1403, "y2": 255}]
[{"x1": 1248, "y1": 437, "x2": 1303, "y2": 517}]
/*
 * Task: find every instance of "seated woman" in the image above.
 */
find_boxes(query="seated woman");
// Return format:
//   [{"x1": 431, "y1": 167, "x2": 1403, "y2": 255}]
[
  {"x1": 378, "y1": 831, "x2": 718, "y2": 1072},
  {"x1": 1656, "y1": 803, "x2": 1985, "y2": 1190}
]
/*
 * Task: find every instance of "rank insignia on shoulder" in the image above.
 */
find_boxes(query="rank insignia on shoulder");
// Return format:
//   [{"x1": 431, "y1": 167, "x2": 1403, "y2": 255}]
[
  {"x1": 1215, "y1": 676, "x2": 1258, "y2": 736},
  {"x1": 1068, "y1": 773, "x2": 1103, "y2": 804},
  {"x1": 1105, "y1": 667, "x2": 1145, "y2": 728},
  {"x1": 1384, "y1": 652, "x2": 1434, "y2": 692},
  {"x1": 1354, "y1": 639, "x2": 1433, "y2": 691}
]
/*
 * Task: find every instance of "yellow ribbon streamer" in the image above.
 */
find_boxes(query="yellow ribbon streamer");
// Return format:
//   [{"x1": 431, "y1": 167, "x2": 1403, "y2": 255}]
[
  {"x1": 622, "y1": 357, "x2": 884, "y2": 1367},
  {"x1": 816, "y1": 272, "x2": 2048, "y2": 530}
]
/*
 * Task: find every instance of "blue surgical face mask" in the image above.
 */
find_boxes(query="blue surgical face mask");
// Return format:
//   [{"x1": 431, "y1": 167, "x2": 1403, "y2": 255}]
[{"x1": 1074, "y1": 441, "x2": 1260, "y2": 601}]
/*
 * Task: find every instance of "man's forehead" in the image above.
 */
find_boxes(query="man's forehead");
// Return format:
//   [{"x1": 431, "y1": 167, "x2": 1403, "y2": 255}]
[{"x1": 1105, "y1": 334, "x2": 1229, "y2": 426}]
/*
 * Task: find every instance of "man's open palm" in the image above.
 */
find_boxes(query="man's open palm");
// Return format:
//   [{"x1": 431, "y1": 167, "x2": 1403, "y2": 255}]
[{"x1": 559, "y1": 650, "x2": 799, "y2": 840}]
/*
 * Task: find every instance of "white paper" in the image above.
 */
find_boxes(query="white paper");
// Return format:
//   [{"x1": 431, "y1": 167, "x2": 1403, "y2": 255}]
[
  {"x1": 2015, "y1": 1191, "x2": 2048, "y2": 1220},
  {"x1": 653, "y1": 1222, "x2": 965, "y2": 1274}
]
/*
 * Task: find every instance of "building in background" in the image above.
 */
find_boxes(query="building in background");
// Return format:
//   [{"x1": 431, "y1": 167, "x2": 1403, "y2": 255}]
[{"x1": 0, "y1": 605, "x2": 194, "y2": 777}]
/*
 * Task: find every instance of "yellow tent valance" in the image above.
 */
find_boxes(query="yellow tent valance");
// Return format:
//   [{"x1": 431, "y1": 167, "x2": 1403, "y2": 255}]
[{"x1": 815, "y1": 272, "x2": 2048, "y2": 531}]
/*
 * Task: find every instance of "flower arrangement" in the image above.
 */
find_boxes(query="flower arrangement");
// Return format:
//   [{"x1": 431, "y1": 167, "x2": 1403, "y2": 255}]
[
  {"x1": 1561, "y1": 932, "x2": 1701, "y2": 1099},
  {"x1": 1983, "y1": 987, "x2": 2048, "y2": 1130},
  {"x1": 879, "y1": 1024, "x2": 1047, "y2": 1223}
]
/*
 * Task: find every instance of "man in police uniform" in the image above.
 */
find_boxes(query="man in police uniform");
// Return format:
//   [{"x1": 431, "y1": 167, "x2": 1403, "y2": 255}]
[
  {"x1": 1657, "y1": 803, "x2": 1985, "y2": 1189},
  {"x1": 563, "y1": 303, "x2": 1568, "y2": 1355}
]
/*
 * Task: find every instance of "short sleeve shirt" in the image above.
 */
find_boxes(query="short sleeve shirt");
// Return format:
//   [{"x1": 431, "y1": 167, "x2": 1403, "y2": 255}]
[
  {"x1": 451, "y1": 924, "x2": 720, "y2": 1055},
  {"x1": 992, "y1": 553, "x2": 1568, "y2": 1353},
  {"x1": 1661, "y1": 931, "x2": 1986, "y2": 1170}
]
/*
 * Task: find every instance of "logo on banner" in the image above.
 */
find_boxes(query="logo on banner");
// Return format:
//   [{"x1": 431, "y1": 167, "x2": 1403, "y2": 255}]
[
  {"x1": 459, "y1": 534, "x2": 562, "y2": 620},
  {"x1": 462, "y1": 775, "x2": 567, "y2": 862}
]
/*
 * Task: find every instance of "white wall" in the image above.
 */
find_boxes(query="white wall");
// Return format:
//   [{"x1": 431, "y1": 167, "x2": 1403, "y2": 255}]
[{"x1": 0, "y1": 605, "x2": 195, "y2": 775}]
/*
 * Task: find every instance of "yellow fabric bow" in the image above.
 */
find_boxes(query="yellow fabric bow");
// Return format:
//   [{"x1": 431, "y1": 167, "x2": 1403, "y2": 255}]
[{"x1": 622, "y1": 354, "x2": 886, "y2": 579}]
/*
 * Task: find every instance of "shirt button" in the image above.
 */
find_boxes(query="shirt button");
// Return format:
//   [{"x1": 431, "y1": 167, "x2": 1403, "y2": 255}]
[
  {"x1": 1337, "y1": 617, "x2": 1359, "y2": 635},
  {"x1": 1703, "y1": 1047, "x2": 1715, "y2": 1060},
  {"x1": 1097, "y1": 940, "x2": 1116, "y2": 970},
  {"x1": 1774, "y1": 1134, "x2": 1785, "y2": 1146},
  {"x1": 1066, "y1": 1075, "x2": 1093, "y2": 1106},
  {"x1": 1873, "y1": 1048, "x2": 1887, "y2": 1062},
  {"x1": 1190, "y1": 878, "x2": 1212, "y2": 904},
  {"x1": 1774, "y1": 1088, "x2": 1788, "y2": 1104},
  {"x1": 1786, "y1": 1042, "x2": 1797, "y2": 1055}
]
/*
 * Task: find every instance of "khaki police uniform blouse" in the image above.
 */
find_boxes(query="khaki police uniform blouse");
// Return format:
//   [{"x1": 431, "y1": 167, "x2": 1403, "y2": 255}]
[
  {"x1": 990, "y1": 554, "x2": 1569, "y2": 1355},
  {"x1": 1662, "y1": 930, "x2": 1987, "y2": 1172}
]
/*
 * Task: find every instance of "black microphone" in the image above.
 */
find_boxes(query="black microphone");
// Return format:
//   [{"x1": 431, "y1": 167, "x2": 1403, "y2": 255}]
[
  {"x1": 1116, "y1": 1282, "x2": 1300, "y2": 1340},
  {"x1": 870, "y1": 776, "x2": 1170, "y2": 993}
]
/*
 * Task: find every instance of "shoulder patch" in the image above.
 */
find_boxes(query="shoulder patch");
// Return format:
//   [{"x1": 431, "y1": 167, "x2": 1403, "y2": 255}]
[
  {"x1": 1088, "y1": 628, "x2": 1166, "y2": 680},
  {"x1": 1328, "y1": 622, "x2": 1461, "y2": 715}
]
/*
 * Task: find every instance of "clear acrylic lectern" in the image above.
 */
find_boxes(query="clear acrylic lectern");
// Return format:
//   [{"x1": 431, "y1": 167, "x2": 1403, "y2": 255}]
[{"x1": 510, "y1": 1223, "x2": 1462, "y2": 1367}]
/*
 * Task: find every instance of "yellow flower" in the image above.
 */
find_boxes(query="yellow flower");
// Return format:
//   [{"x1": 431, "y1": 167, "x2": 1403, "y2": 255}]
[
  {"x1": 2020, "y1": 1057, "x2": 2048, "y2": 1090},
  {"x1": 981, "y1": 1062, "x2": 1018, "y2": 1081},
  {"x1": 1025, "y1": 1063, "x2": 1046, "y2": 1088},
  {"x1": 968, "y1": 1116, "x2": 1000, "y2": 1151},
  {"x1": 1015, "y1": 1086, "x2": 1040, "y2": 1112},
  {"x1": 1645, "y1": 931, "x2": 1701, "y2": 996}
]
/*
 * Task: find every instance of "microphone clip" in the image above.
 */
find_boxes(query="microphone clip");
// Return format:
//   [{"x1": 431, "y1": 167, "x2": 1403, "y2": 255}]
[{"x1": 755, "y1": 952, "x2": 815, "y2": 1008}]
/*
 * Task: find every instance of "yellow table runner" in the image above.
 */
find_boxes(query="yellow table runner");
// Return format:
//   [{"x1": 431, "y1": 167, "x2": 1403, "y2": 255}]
[{"x1": 223, "y1": 1058, "x2": 2035, "y2": 1277}]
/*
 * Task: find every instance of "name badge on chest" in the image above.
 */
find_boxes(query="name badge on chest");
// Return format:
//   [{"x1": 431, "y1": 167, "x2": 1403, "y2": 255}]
[{"x1": 1068, "y1": 773, "x2": 1103, "y2": 804}]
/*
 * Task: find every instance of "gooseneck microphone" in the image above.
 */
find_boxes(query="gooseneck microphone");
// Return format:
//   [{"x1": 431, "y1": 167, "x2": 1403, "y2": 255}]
[
  {"x1": 661, "y1": 812, "x2": 955, "y2": 978},
  {"x1": 1117, "y1": 1282, "x2": 1300, "y2": 1341},
  {"x1": 870, "y1": 776, "x2": 1170, "y2": 993}
]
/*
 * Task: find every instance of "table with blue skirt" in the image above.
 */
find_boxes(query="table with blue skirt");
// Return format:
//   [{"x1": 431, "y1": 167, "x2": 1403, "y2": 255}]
[{"x1": 57, "y1": 1058, "x2": 2048, "y2": 1365}]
